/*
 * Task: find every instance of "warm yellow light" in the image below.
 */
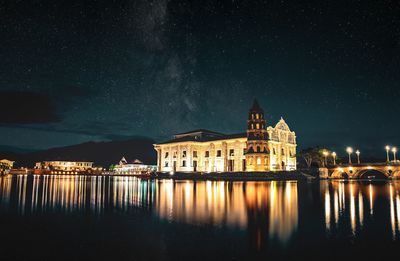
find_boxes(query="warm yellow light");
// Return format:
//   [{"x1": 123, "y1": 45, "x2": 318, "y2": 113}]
[
  {"x1": 323, "y1": 151, "x2": 329, "y2": 156},
  {"x1": 332, "y1": 152, "x2": 336, "y2": 157},
  {"x1": 392, "y1": 147, "x2": 397, "y2": 153},
  {"x1": 346, "y1": 147, "x2": 353, "y2": 154},
  {"x1": 386, "y1": 145, "x2": 391, "y2": 151},
  {"x1": 338, "y1": 168, "x2": 344, "y2": 172},
  {"x1": 356, "y1": 150, "x2": 360, "y2": 155}
]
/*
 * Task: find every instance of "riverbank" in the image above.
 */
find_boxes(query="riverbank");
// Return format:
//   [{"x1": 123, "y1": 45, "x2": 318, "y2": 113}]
[{"x1": 150, "y1": 171, "x2": 315, "y2": 181}]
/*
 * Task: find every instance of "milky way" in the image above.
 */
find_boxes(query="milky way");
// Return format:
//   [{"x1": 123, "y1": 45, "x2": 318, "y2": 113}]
[{"x1": 0, "y1": 0, "x2": 399, "y2": 156}]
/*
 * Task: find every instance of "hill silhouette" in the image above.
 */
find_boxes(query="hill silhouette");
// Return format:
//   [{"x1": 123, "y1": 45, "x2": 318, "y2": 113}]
[{"x1": 0, "y1": 137, "x2": 156, "y2": 168}]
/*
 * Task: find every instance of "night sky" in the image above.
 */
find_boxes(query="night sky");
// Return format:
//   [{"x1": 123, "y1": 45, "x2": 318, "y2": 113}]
[{"x1": 1, "y1": 0, "x2": 399, "y2": 157}]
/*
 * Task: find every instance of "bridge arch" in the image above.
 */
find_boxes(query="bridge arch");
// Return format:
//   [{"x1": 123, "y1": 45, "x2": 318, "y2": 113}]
[{"x1": 355, "y1": 169, "x2": 389, "y2": 179}]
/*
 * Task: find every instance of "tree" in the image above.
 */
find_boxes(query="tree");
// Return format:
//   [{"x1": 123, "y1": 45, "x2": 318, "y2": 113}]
[{"x1": 297, "y1": 147, "x2": 334, "y2": 168}]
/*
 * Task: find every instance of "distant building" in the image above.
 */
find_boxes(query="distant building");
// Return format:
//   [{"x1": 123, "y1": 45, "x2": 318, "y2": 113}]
[
  {"x1": 113, "y1": 157, "x2": 157, "y2": 175},
  {"x1": 154, "y1": 100, "x2": 297, "y2": 173},
  {"x1": 0, "y1": 159, "x2": 15, "y2": 175},
  {"x1": 34, "y1": 161, "x2": 99, "y2": 174}
]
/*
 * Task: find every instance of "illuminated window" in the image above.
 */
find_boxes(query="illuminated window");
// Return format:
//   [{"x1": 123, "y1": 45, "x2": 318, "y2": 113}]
[
  {"x1": 217, "y1": 150, "x2": 222, "y2": 157},
  {"x1": 256, "y1": 123, "x2": 260, "y2": 129},
  {"x1": 256, "y1": 113, "x2": 259, "y2": 119},
  {"x1": 257, "y1": 157, "x2": 261, "y2": 165},
  {"x1": 251, "y1": 123, "x2": 254, "y2": 129},
  {"x1": 205, "y1": 151, "x2": 210, "y2": 157},
  {"x1": 193, "y1": 151, "x2": 198, "y2": 158}
]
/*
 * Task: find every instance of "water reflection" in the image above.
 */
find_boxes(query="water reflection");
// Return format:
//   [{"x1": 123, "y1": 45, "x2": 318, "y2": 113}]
[
  {"x1": 0, "y1": 175, "x2": 299, "y2": 246},
  {"x1": 321, "y1": 181, "x2": 400, "y2": 238},
  {"x1": 155, "y1": 180, "x2": 298, "y2": 244}
]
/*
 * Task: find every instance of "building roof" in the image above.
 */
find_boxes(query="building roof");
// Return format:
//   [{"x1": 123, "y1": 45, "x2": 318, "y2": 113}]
[
  {"x1": 173, "y1": 129, "x2": 225, "y2": 138},
  {"x1": 157, "y1": 132, "x2": 247, "y2": 145}
]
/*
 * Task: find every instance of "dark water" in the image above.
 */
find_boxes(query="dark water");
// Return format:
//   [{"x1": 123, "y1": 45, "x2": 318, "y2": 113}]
[{"x1": 0, "y1": 175, "x2": 400, "y2": 260}]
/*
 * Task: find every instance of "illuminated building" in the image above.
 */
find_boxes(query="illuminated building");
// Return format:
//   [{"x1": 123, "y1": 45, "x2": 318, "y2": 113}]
[
  {"x1": 0, "y1": 159, "x2": 14, "y2": 175},
  {"x1": 34, "y1": 160, "x2": 98, "y2": 174},
  {"x1": 154, "y1": 100, "x2": 297, "y2": 173},
  {"x1": 113, "y1": 157, "x2": 157, "y2": 175}
]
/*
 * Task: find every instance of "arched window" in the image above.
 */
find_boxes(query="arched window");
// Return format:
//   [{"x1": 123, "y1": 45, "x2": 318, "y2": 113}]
[
  {"x1": 256, "y1": 113, "x2": 259, "y2": 119},
  {"x1": 257, "y1": 157, "x2": 261, "y2": 165},
  {"x1": 256, "y1": 123, "x2": 260, "y2": 129},
  {"x1": 251, "y1": 123, "x2": 254, "y2": 129},
  {"x1": 281, "y1": 148, "x2": 285, "y2": 155},
  {"x1": 257, "y1": 146, "x2": 261, "y2": 152}
]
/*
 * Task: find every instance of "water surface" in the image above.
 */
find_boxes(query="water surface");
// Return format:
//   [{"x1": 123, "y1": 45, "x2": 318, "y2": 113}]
[{"x1": 0, "y1": 175, "x2": 399, "y2": 260}]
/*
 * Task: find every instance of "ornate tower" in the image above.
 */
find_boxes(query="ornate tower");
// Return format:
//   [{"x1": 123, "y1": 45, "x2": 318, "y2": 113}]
[{"x1": 245, "y1": 99, "x2": 270, "y2": 171}]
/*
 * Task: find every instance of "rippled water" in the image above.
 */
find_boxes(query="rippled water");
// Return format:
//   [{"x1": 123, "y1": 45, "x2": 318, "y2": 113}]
[{"x1": 0, "y1": 175, "x2": 400, "y2": 260}]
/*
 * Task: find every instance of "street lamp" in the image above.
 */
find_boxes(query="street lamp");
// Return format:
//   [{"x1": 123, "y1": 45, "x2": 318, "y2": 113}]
[
  {"x1": 386, "y1": 145, "x2": 391, "y2": 162},
  {"x1": 346, "y1": 147, "x2": 353, "y2": 164},
  {"x1": 392, "y1": 147, "x2": 397, "y2": 163},
  {"x1": 332, "y1": 152, "x2": 337, "y2": 165},
  {"x1": 322, "y1": 151, "x2": 329, "y2": 167},
  {"x1": 356, "y1": 150, "x2": 360, "y2": 164}
]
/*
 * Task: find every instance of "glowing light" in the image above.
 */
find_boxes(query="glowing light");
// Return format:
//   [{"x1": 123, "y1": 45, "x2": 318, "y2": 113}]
[{"x1": 346, "y1": 147, "x2": 353, "y2": 154}]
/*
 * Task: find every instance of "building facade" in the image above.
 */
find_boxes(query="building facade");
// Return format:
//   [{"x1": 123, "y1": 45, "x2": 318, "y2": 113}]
[
  {"x1": 113, "y1": 157, "x2": 157, "y2": 175},
  {"x1": 0, "y1": 159, "x2": 14, "y2": 175},
  {"x1": 154, "y1": 100, "x2": 297, "y2": 173},
  {"x1": 34, "y1": 161, "x2": 98, "y2": 174}
]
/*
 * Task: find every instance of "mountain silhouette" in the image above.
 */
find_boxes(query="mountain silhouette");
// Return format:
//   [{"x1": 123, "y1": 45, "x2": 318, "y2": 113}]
[{"x1": 0, "y1": 137, "x2": 156, "y2": 168}]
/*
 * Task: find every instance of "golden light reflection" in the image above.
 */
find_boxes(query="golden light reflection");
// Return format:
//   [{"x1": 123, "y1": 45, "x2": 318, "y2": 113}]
[
  {"x1": 323, "y1": 181, "x2": 400, "y2": 238},
  {"x1": 155, "y1": 180, "x2": 298, "y2": 244}
]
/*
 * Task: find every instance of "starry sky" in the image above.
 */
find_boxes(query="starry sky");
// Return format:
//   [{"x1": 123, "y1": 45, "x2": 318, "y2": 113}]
[{"x1": 0, "y1": 0, "x2": 399, "y2": 157}]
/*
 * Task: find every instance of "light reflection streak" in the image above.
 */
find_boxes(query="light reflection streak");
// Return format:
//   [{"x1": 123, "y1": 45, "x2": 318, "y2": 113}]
[{"x1": 322, "y1": 181, "x2": 400, "y2": 239}]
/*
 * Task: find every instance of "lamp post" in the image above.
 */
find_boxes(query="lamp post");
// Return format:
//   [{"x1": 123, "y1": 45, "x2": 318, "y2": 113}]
[
  {"x1": 392, "y1": 147, "x2": 397, "y2": 163},
  {"x1": 332, "y1": 152, "x2": 337, "y2": 165},
  {"x1": 346, "y1": 147, "x2": 353, "y2": 165},
  {"x1": 323, "y1": 151, "x2": 329, "y2": 167},
  {"x1": 356, "y1": 150, "x2": 360, "y2": 164},
  {"x1": 386, "y1": 145, "x2": 391, "y2": 162}
]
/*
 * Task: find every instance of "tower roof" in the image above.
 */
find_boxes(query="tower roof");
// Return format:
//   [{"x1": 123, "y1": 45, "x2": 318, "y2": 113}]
[{"x1": 249, "y1": 99, "x2": 263, "y2": 112}]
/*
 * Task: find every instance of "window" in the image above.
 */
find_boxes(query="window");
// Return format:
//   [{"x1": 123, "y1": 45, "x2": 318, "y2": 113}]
[
  {"x1": 205, "y1": 151, "x2": 210, "y2": 157},
  {"x1": 173, "y1": 152, "x2": 177, "y2": 158},
  {"x1": 243, "y1": 148, "x2": 246, "y2": 154},
  {"x1": 256, "y1": 123, "x2": 260, "y2": 129},
  {"x1": 273, "y1": 148, "x2": 276, "y2": 155},
  {"x1": 256, "y1": 113, "x2": 259, "y2": 119},
  {"x1": 165, "y1": 162, "x2": 169, "y2": 167},
  {"x1": 182, "y1": 160, "x2": 186, "y2": 167},
  {"x1": 281, "y1": 148, "x2": 285, "y2": 155},
  {"x1": 182, "y1": 151, "x2": 187, "y2": 158},
  {"x1": 217, "y1": 150, "x2": 222, "y2": 157},
  {"x1": 229, "y1": 149, "x2": 234, "y2": 156},
  {"x1": 164, "y1": 152, "x2": 169, "y2": 158},
  {"x1": 257, "y1": 146, "x2": 261, "y2": 152},
  {"x1": 257, "y1": 157, "x2": 261, "y2": 165},
  {"x1": 193, "y1": 151, "x2": 198, "y2": 158}
]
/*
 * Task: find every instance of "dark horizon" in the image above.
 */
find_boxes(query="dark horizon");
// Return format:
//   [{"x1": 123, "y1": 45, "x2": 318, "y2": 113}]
[{"x1": 1, "y1": 1, "x2": 399, "y2": 158}]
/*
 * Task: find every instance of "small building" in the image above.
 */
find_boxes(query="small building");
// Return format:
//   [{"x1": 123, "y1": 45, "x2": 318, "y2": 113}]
[
  {"x1": 113, "y1": 157, "x2": 157, "y2": 175},
  {"x1": 154, "y1": 100, "x2": 297, "y2": 173},
  {"x1": 34, "y1": 160, "x2": 99, "y2": 175},
  {"x1": 0, "y1": 159, "x2": 15, "y2": 175}
]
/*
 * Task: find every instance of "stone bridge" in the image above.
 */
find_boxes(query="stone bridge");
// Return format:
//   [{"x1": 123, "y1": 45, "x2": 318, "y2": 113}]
[{"x1": 320, "y1": 163, "x2": 400, "y2": 179}]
